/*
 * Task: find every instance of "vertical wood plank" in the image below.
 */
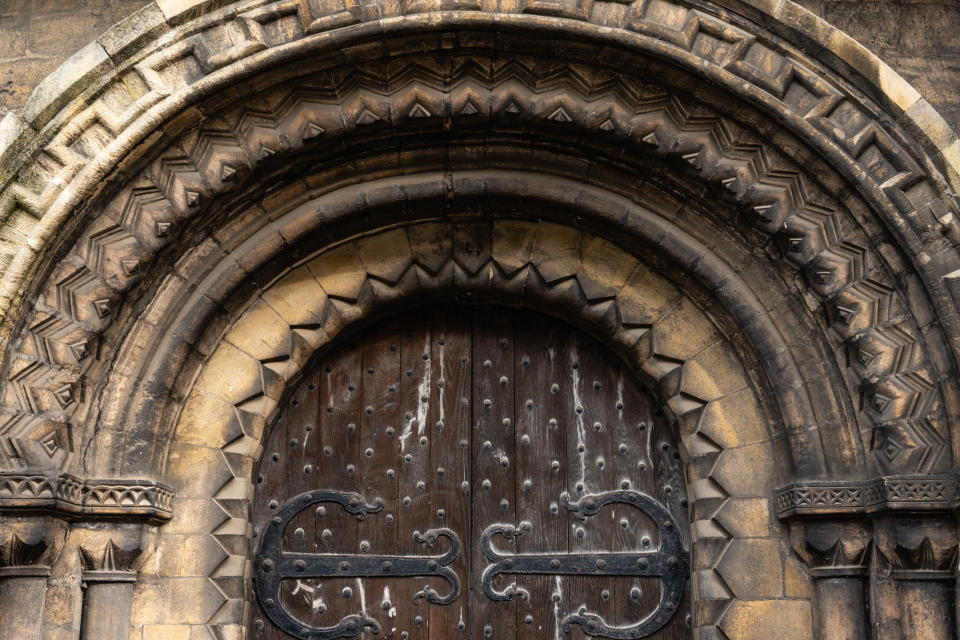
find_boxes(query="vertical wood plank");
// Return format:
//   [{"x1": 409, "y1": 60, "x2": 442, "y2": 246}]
[
  {"x1": 396, "y1": 316, "x2": 434, "y2": 640},
  {"x1": 513, "y1": 312, "x2": 570, "y2": 639},
  {"x1": 428, "y1": 306, "x2": 472, "y2": 640},
  {"x1": 358, "y1": 324, "x2": 402, "y2": 636},
  {"x1": 470, "y1": 306, "x2": 517, "y2": 640}
]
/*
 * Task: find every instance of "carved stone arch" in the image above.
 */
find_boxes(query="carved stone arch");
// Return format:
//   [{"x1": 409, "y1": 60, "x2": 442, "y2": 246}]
[
  {"x1": 0, "y1": 1, "x2": 959, "y2": 639},
  {"x1": 161, "y1": 216, "x2": 793, "y2": 639}
]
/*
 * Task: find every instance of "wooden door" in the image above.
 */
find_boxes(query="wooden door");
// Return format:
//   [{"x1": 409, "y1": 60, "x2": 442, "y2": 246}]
[{"x1": 249, "y1": 305, "x2": 690, "y2": 639}]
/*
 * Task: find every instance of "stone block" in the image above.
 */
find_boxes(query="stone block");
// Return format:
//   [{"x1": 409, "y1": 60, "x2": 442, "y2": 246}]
[
  {"x1": 716, "y1": 538, "x2": 785, "y2": 598},
  {"x1": 164, "y1": 442, "x2": 232, "y2": 498},
  {"x1": 714, "y1": 498, "x2": 774, "y2": 538},
  {"x1": 261, "y1": 266, "x2": 328, "y2": 327},
  {"x1": 155, "y1": 0, "x2": 232, "y2": 24},
  {"x1": 719, "y1": 599, "x2": 814, "y2": 640},
  {"x1": 22, "y1": 41, "x2": 112, "y2": 128},
  {"x1": 784, "y1": 555, "x2": 815, "y2": 599},
  {"x1": 225, "y1": 299, "x2": 292, "y2": 362},
  {"x1": 576, "y1": 235, "x2": 637, "y2": 301},
  {"x1": 698, "y1": 387, "x2": 768, "y2": 448},
  {"x1": 98, "y1": 3, "x2": 168, "y2": 62},
  {"x1": 193, "y1": 342, "x2": 263, "y2": 404},
  {"x1": 166, "y1": 577, "x2": 226, "y2": 623},
  {"x1": 407, "y1": 222, "x2": 454, "y2": 273},
  {"x1": 531, "y1": 222, "x2": 581, "y2": 283},
  {"x1": 164, "y1": 497, "x2": 232, "y2": 536},
  {"x1": 711, "y1": 443, "x2": 776, "y2": 497},
  {"x1": 492, "y1": 219, "x2": 538, "y2": 274},
  {"x1": 176, "y1": 390, "x2": 242, "y2": 448},
  {"x1": 143, "y1": 626, "x2": 191, "y2": 640},
  {"x1": 307, "y1": 244, "x2": 367, "y2": 302},
  {"x1": 681, "y1": 341, "x2": 749, "y2": 402},
  {"x1": 651, "y1": 297, "x2": 719, "y2": 360},
  {"x1": 155, "y1": 533, "x2": 227, "y2": 578},
  {"x1": 354, "y1": 228, "x2": 412, "y2": 282},
  {"x1": 130, "y1": 581, "x2": 172, "y2": 625},
  {"x1": 616, "y1": 262, "x2": 680, "y2": 326},
  {"x1": 0, "y1": 112, "x2": 34, "y2": 175}
]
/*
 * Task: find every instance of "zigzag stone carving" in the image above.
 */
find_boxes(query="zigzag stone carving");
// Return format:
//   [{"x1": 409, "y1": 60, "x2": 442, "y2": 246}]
[
  {"x1": 0, "y1": 0, "x2": 957, "y2": 353},
  {"x1": 177, "y1": 219, "x2": 782, "y2": 636},
  {"x1": 0, "y1": 62, "x2": 945, "y2": 481}
]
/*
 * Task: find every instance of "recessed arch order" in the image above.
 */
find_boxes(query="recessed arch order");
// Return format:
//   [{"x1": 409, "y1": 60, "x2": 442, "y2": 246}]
[{"x1": 0, "y1": 1, "x2": 959, "y2": 640}]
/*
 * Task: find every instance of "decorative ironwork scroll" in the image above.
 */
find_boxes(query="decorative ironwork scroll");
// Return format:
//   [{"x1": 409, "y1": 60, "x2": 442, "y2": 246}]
[
  {"x1": 253, "y1": 489, "x2": 461, "y2": 639},
  {"x1": 480, "y1": 490, "x2": 688, "y2": 639}
]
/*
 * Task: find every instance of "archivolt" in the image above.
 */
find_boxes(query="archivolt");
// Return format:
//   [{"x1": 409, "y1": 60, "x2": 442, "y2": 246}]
[
  {"x1": 163, "y1": 216, "x2": 792, "y2": 637},
  {"x1": 0, "y1": 54, "x2": 950, "y2": 485}
]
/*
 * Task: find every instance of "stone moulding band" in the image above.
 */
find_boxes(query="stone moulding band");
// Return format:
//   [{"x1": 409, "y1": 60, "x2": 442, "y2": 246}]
[
  {"x1": 775, "y1": 474, "x2": 960, "y2": 516},
  {"x1": 0, "y1": 472, "x2": 173, "y2": 522}
]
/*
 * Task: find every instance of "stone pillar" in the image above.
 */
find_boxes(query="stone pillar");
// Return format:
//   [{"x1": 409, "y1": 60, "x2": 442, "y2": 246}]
[
  {"x1": 79, "y1": 539, "x2": 141, "y2": 640},
  {"x1": 790, "y1": 518, "x2": 871, "y2": 640},
  {"x1": 0, "y1": 530, "x2": 50, "y2": 640},
  {"x1": 874, "y1": 515, "x2": 957, "y2": 640}
]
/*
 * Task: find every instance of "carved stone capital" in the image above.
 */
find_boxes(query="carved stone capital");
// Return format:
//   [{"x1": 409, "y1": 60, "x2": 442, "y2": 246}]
[
  {"x1": 873, "y1": 516, "x2": 958, "y2": 580},
  {"x1": 79, "y1": 538, "x2": 141, "y2": 583},
  {"x1": 789, "y1": 519, "x2": 873, "y2": 578},
  {"x1": 0, "y1": 472, "x2": 173, "y2": 523},
  {"x1": 0, "y1": 532, "x2": 49, "y2": 578},
  {"x1": 775, "y1": 474, "x2": 960, "y2": 517}
]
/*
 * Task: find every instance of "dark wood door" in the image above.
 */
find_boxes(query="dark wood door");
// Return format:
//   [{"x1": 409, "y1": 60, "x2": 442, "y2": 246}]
[{"x1": 249, "y1": 306, "x2": 690, "y2": 640}]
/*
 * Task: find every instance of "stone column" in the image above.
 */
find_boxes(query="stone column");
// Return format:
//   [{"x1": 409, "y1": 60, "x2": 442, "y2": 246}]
[
  {"x1": 874, "y1": 515, "x2": 957, "y2": 640},
  {"x1": 79, "y1": 539, "x2": 141, "y2": 640},
  {"x1": 0, "y1": 530, "x2": 50, "y2": 640},
  {"x1": 790, "y1": 518, "x2": 871, "y2": 640}
]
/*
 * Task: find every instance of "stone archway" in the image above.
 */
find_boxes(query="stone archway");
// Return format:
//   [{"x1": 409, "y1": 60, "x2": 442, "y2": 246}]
[{"x1": 0, "y1": 1, "x2": 958, "y2": 639}]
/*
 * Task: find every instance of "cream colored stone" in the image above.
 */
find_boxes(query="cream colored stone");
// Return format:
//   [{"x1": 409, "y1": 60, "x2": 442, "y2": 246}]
[
  {"x1": 155, "y1": 0, "x2": 213, "y2": 22},
  {"x1": 616, "y1": 262, "x2": 680, "y2": 325},
  {"x1": 193, "y1": 342, "x2": 263, "y2": 404},
  {"x1": 166, "y1": 578, "x2": 226, "y2": 623},
  {"x1": 22, "y1": 41, "x2": 112, "y2": 127},
  {"x1": 652, "y1": 297, "x2": 719, "y2": 360},
  {"x1": 261, "y1": 266, "x2": 329, "y2": 326},
  {"x1": 155, "y1": 534, "x2": 227, "y2": 578},
  {"x1": 492, "y1": 219, "x2": 538, "y2": 274},
  {"x1": 719, "y1": 599, "x2": 814, "y2": 640},
  {"x1": 225, "y1": 299, "x2": 292, "y2": 362},
  {"x1": 175, "y1": 391, "x2": 242, "y2": 448},
  {"x1": 714, "y1": 498, "x2": 774, "y2": 538},
  {"x1": 711, "y1": 443, "x2": 777, "y2": 497},
  {"x1": 784, "y1": 555, "x2": 816, "y2": 599},
  {"x1": 97, "y1": 3, "x2": 168, "y2": 60},
  {"x1": 716, "y1": 538, "x2": 785, "y2": 598},
  {"x1": 681, "y1": 340, "x2": 749, "y2": 402},
  {"x1": 143, "y1": 626, "x2": 190, "y2": 640},
  {"x1": 698, "y1": 386, "x2": 768, "y2": 448},
  {"x1": 354, "y1": 228, "x2": 413, "y2": 282},
  {"x1": 577, "y1": 235, "x2": 638, "y2": 300},
  {"x1": 307, "y1": 244, "x2": 367, "y2": 301},
  {"x1": 531, "y1": 222, "x2": 581, "y2": 283},
  {"x1": 876, "y1": 61, "x2": 922, "y2": 113},
  {"x1": 164, "y1": 442, "x2": 233, "y2": 499}
]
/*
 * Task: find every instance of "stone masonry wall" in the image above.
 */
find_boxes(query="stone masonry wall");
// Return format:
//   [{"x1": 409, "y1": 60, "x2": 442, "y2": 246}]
[
  {"x1": 796, "y1": 0, "x2": 960, "y2": 135},
  {"x1": 0, "y1": 0, "x2": 148, "y2": 118}
]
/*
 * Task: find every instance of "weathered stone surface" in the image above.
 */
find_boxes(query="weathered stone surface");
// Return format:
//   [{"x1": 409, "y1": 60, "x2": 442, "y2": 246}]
[
  {"x1": 22, "y1": 41, "x2": 112, "y2": 127},
  {"x1": 719, "y1": 599, "x2": 814, "y2": 640},
  {"x1": 0, "y1": 1, "x2": 958, "y2": 639}
]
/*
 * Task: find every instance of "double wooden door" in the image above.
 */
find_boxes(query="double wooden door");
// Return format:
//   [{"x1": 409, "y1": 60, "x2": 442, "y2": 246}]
[{"x1": 250, "y1": 306, "x2": 690, "y2": 639}]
